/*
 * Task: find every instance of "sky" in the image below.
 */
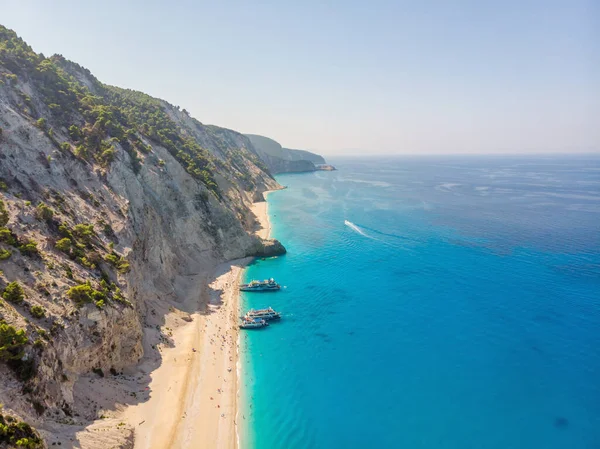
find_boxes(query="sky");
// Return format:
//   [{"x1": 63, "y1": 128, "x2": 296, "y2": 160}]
[{"x1": 0, "y1": 0, "x2": 598, "y2": 155}]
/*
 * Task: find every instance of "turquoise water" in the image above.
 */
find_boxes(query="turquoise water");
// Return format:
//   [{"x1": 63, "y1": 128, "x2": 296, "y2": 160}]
[{"x1": 239, "y1": 156, "x2": 600, "y2": 449}]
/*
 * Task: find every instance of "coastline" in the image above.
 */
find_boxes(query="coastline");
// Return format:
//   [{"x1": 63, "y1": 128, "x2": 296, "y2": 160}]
[
  {"x1": 108, "y1": 190, "x2": 275, "y2": 449},
  {"x1": 251, "y1": 190, "x2": 275, "y2": 240},
  {"x1": 116, "y1": 259, "x2": 248, "y2": 449}
]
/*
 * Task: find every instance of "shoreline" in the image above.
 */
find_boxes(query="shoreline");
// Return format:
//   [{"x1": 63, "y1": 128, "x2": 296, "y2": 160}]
[
  {"x1": 111, "y1": 189, "x2": 276, "y2": 449},
  {"x1": 67, "y1": 189, "x2": 277, "y2": 448},
  {"x1": 251, "y1": 189, "x2": 276, "y2": 240},
  {"x1": 117, "y1": 259, "x2": 248, "y2": 449}
]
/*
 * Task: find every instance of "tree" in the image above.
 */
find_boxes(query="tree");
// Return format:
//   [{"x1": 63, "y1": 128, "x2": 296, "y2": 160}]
[
  {"x1": 0, "y1": 321, "x2": 28, "y2": 361},
  {"x1": 30, "y1": 306, "x2": 45, "y2": 319},
  {"x1": 0, "y1": 199, "x2": 8, "y2": 227},
  {"x1": 73, "y1": 223, "x2": 94, "y2": 241},
  {"x1": 35, "y1": 118, "x2": 46, "y2": 130},
  {"x1": 66, "y1": 282, "x2": 94, "y2": 304},
  {"x1": 2, "y1": 281, "x2": 24, "y2": 304},
  {"x1": 34, "y1": 202, "x2": 53, "y2": 222},
  {"x1": 55, "y1": 237, "x2": 71, "y2": 253}
]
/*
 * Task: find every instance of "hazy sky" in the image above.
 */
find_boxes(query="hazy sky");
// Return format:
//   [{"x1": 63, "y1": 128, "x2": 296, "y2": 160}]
[{"x1": 1, "y1": 0, "x2": 598, "y2": 155}]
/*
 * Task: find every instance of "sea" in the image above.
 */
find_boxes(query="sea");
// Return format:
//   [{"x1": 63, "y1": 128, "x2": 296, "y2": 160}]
[{"x1": 238, "y1": 155, "x2": 600, "y2": 449}]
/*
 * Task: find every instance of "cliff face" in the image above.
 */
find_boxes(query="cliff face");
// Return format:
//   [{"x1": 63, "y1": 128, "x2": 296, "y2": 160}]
[
  {"x1": 286, "y1": 148, "x2": 326, "y2": 165},
  {"x1": 244, "y1": 134, "x2": 327, "y2": 173},
  {"x1": 0, "y1": 24, "x2": 282, "y2": 436}
]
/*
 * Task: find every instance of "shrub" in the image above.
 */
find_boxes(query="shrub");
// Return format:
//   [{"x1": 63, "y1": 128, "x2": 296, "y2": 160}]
[
  {"x1": 34, "y1": 202, "x2": 54, "y2": 222},
  {"x1": 0, "y1": 249, "x2": 11, "y2": 260},
  {"x1": 68, "y1": 124, "x2": 82, "y2": 141},
  {"x1": 0, "y1": 200, "x2": 8, "y2": 227},
  {"x1": 36, "y1": 118, "x2": 47, "y2": 129},
  {"x1": 0, "y1": 411, "x2": 43, "y2": 448},
  {"x1": 95, "y1": 299, "x2": 105, "y2": 309},
  {"x1": 66, "y1": 283, "x2": 94, "y2": 305},
  {"x1": 30, "y1": 305, "x2": 45, "y2": 319},
  {"x1": 72, "y1": 223, "x2": 94, "y2": 241},
  {"x1": 0, "y1": 228, "x2": 16, "y2": 246},
  {"x1": 63, "y1": 263, "x2": 73, "y2": 279},
  {"x1": 79, "y1": 257, "x2": 96, "y2": 269},
  {"x1": 35, "y1": 118, "x2": 47, "y2": 130},
  {"x1": 66, "y1": 282, "x2": 104, "y2": 306},
  {"x1": 0, "y1": 320, "x2": 28, "y2": 361},
  {"x1": 2, "y1": 282, "x2": 24, "y2": 304},
  {"x1": 58, "y1": 223, "x2": 73, "y2": 239},
  {"x1": 104, "y1": 253, "x2": 130, "y2": 273},
  {"x1": 55, "y1": 237, "x2": 71, "y2": 253},
  {"x1": 18, "y1": 240, "x2": 38, "y2": 256}
]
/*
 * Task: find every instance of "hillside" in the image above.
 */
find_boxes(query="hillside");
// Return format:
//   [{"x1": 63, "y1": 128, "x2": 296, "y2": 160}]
[
  {"x1": 244, "y1": 134, "x2": 328, "y2": 173},
  {"x1": 0, "y1": 24, "x2": 284, "y2": 447}
]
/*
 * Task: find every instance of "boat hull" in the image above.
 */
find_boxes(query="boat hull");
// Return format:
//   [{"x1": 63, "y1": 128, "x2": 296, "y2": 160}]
[{"x1": 239, "y1": 287, "x2": 281, "y2": 292}]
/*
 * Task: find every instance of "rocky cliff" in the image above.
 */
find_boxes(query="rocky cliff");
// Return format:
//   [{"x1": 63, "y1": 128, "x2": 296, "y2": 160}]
[
  {"x1": 0, "y1": 24, "x2": 283, "y2": 445},
  {"x1": 244, "y1": 134, "x2": 328, "y2": 173}
]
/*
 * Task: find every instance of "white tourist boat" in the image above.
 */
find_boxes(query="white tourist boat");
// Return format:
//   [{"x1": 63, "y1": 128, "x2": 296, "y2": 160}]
[
  {"x1": 239, "y1": 278, "x2": 281, "y2": 292},
  {"x1": 239, "y1": 318, "x2": 269, "y2": 329},
  {"x1": 245, "y1": 307, "x2": 281, "y2": 321}
]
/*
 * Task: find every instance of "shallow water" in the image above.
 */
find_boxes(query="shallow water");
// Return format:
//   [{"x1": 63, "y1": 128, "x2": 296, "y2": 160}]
[{"x1": 239, "y1": 155, "x2": 600, "y2": 449}]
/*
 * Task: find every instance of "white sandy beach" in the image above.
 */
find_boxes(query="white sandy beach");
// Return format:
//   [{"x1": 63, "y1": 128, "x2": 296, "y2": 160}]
[{"x1": 85, "y1": 192, "x2": 275, "y2": 449}]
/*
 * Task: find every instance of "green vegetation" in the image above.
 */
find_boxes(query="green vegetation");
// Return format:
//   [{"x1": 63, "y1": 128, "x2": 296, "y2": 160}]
[
  {"x1": 35, "y1": 118, "x2": 46, "y2": 130},
  {"x1": 66, "y1": 282, "x2": 103, "y2": 305},
  {"x1": 0, "y1": 228, "x2": 16, "y2": 246},
  {"x1": 0, "y1": 25, "x2": 222, "y2": 194},
  {"x1": 104, "y1": 252, "x2": 130, "y2": 273},
  {"x1": 55, "y1": 237, "x2": 71, "y2": 253},
  {"x1": 0, "y1": 408, "x2": 43, "y2": 448},
  {"x1": 0, "y1": 199, "x2": 8, "y2": 227},
  {"x1": 29, "y1": 305, "x2": 45, "y2": 319},
  {"x1": 2, "y1": 281, "x2": 25, "y2": 304},
  {"x1": 18, "y1": 239, "x2": 38, "y2": 256},
  {"x1": 0, "y1": 249, "x2": 11, "y2": 260},
  {"x1": 0, "y1": 320, "x2": 28, "y2": 361},
  {"x1": 34, "y1": 202, "x2": 54, "y2": 222},
  {"x1": 72, "y1": 223, "x2": 94, "y2": 241},
  {"x1": 1, "y1": 200, "x2": 40, "y2": 256},
  {"x1": 56, "y1": 224, "x2": 101, "y2": 269},
  {"x1": 66, "y1": 277, "x2": 129, "y2": 308}
]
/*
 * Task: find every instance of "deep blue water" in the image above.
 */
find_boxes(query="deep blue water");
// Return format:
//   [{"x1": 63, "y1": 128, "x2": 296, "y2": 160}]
[{"x1": 239, "y1": 155, "x2": 600, "y2": 449}]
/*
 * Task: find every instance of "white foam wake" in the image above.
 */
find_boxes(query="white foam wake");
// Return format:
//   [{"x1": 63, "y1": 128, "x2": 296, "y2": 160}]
[{"x1": 344, "y1": 220, "x2": 372, "y2": 239}]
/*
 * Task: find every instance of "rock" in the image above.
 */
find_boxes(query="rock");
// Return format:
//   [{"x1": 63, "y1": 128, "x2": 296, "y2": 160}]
[{"x1": 247, "y1": 238, "x2": 287, "y2": 257}]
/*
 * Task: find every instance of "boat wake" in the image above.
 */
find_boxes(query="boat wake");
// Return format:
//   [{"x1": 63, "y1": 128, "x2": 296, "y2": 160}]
[
  {"x1": 344, "y1": 220, "x2": 379, "y2": 241},
  {"x1": 344, "y1": 220, "x2": 418, "y2": 250}
]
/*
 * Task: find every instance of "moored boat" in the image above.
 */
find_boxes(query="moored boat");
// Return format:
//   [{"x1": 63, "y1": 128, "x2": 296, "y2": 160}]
[
  {"x1": 245, "y1": 307, "x2": 281, "y2": 321},
  {"x1": 239, "y1": 278, "x2": 281, "y2": 292},
  {"x1": 239, "y1": 318, "x2": 269, "y2": 329}
]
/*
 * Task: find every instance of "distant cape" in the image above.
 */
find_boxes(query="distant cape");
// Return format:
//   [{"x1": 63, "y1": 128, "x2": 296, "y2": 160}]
[{"x1": 245, "y1": 134, "x2": 331, "y2": 174}]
